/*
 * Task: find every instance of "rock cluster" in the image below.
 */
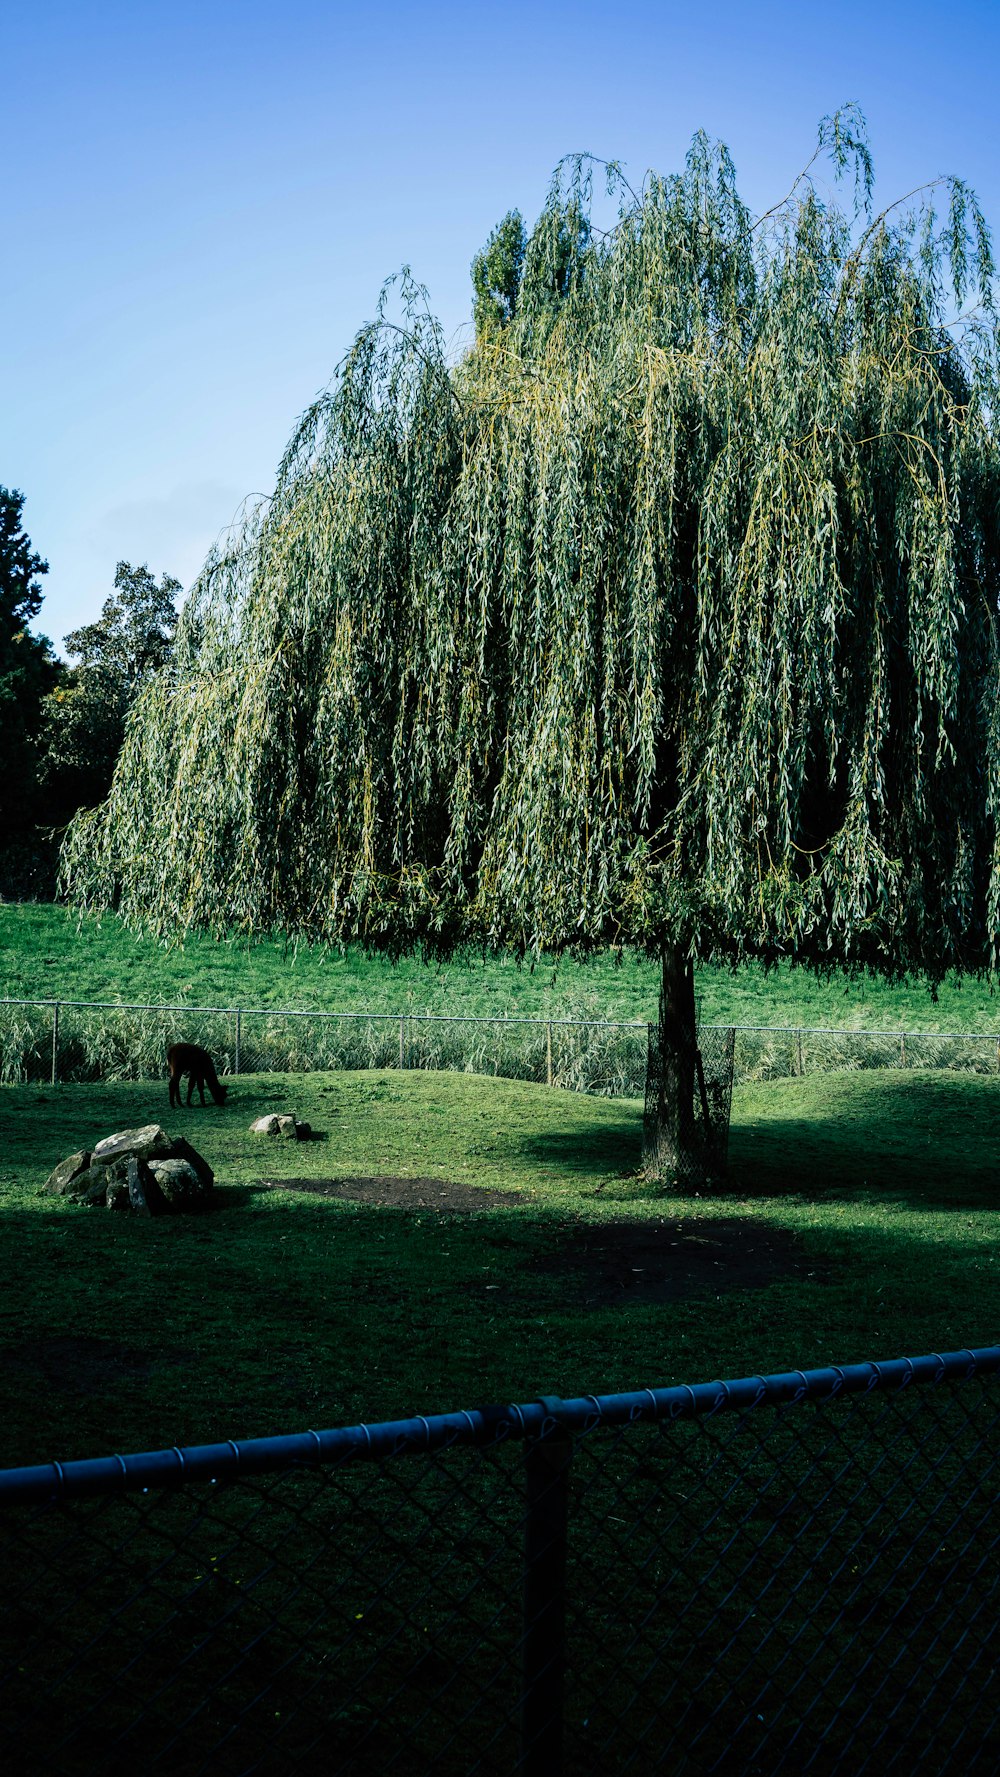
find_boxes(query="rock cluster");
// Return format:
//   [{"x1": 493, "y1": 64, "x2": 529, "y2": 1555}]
[
  {"x1": 43, "y1": 1125, "x2": 214, "y2": 1216},
  {"x1": 250, "y1": 1114, "x2": 312, "y2": 1140}
]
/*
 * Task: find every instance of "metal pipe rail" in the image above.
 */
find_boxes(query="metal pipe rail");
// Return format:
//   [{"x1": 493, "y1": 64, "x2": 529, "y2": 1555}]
[{"x1": 3, "y1": 1344, "x2": 997, "y2": 1507}]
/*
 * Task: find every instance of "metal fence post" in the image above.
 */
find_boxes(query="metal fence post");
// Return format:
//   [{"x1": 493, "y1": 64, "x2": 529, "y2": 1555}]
[
  {"x1": 521, "y1": 1404, "x2": 572, "y2": 1775},
  {"x1": 399, "y1": 1016, "x2": 405, "y2": 1070},
  {"x1": 796, "y1": 1029, "x2": 804, "y2": 1077},
  {"x1": 900, "y1": 1032, "x2": 906, "y2": 1068},
  {"x1": 234, "y1": 1009, "x2": 241, "y2": 1076},
  {"x1": 546, "y1": 1022, "x2": 553, "y2": 1088},
  {"x1": 51, "y1": 1002, "x2": 60, "y2": 1086}
]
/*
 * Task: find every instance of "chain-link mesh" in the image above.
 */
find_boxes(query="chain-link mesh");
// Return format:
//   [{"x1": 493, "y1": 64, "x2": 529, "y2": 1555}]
[
  {"x1": 0, "y1": 999, "x2": 649, "y2": 1095},
  {"x1": 732, "y1": 1025, "x2": 1000, "y2": 1082},
  {"x1": 3, "y1": 995, "x2": 1000, "y2": 1095},
  {"x1": 2, "y1": 1350, "x2": 998, "y2": 1775},
  {"x1": 643, "y1": 1024, "x2": 736, "y2": 1183}
]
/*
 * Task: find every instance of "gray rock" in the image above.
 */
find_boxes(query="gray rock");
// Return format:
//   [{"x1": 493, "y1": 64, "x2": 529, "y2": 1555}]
[
  {"x1": 93, "y1": 1125, "x2": 173, "y2": 1167},
  {"x1": 277, "y1": 1115, "x2": 298, "y2": 1138},
  {"x1": 250, "y1": 1115, "x2": 281, "y2": 1136},
  {"x1": 46, "y1": 1131, "x2": 213, "y2": 1215},
  {"x1": 42, "y1": 1150, "x2": 92, "y2": 1195},
  {"x1": 72, "y1": 1166, "x2": 116, "y2": 1207},
  {"x1": 166, "y1": 1136, "x2": 214, "y2": 1193},
  {"x1": 149, "y1": 1158, "x2": 206, "y2": 1211},
  {"x1": 62, "y1": 1158, "x2": 124, "y2": 1205},
  {"x1": 127, "y1": 1156, "x2": 168, "y2": 1217},
  {"x1": 106, "y1": 1176, "x2": 131, "y2": 1212}
]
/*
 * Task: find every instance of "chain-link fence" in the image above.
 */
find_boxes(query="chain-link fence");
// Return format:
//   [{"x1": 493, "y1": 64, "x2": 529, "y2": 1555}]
[
  {"x1": 1, "y1": 1346, "x2": 998, "y2": 1775},
  {"x1": 0, "y1": 998, "x2": 647, "y2": 1094},
  {"x1": 643, "y1": 1023, "x2": 736, "y2": 1183},
  {"x1": 732, "y1": 1024, "x2": 1000, "y2": 1083},
  {"x1": 3, "y1": 995, "x2": 1000, "y2": 1095}
]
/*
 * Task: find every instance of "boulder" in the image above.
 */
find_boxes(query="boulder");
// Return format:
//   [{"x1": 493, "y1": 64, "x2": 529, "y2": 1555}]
[
  {"x1": 42, "y1": 1150, "x2": 92, "y2": 1196},
  {"x1": 127, "y1": 1157, "x2": 169, "y2": 1217},
  {"x1": 45, "y1": 1129, "x2": 215, "y2": 1217},
  {"x1": 106, "y1": 1175, "x2": 131, "y2": 1212},
  {"x1": 127, "y1": 1156, "x2": 153, "y2": 1216},
  {"x1": 167, "y1": 1136, "x2": 214, "y2": 1193},
  {"x1": 63, "y1": 1158, "x2": 128, "y2": 1205},
  {"x1": 149, "y1": 1158, "x2": 207, "y2": 1212},
  {"x1": 93, "y1": 1125, "x2": 173, "y2": 1167},
  {"x1": 251, "y1": 1114, "x2": 311, "y2": 1139}
]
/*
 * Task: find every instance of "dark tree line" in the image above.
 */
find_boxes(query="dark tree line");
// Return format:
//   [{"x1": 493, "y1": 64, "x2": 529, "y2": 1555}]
[{"x1": 0, "y1": 487, "x2": 178, "y2": 896}]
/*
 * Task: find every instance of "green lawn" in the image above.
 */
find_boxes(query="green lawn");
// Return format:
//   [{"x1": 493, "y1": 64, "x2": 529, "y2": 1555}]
[
  {"x1": 0, "y1": 1065, "x2": 996, "y2": 1469},
  {"x1": 2, "y1": 1064, "x2": 997, "y2": 1774},
  {"x1": 4, "y1": 900, "x2": 1000, "y2": 1030}
]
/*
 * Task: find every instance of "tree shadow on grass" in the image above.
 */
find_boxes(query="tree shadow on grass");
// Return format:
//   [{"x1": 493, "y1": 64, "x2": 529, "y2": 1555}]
[
  {"x1": 726, "y1": 1072, "x2": 1000, "y2": 1212},
  {"x1": 518, "y1": 1113, "x2": 643, "y2": 1184},
  {"x1": 726, "y1": 1121, "x2": 996, "y2": 1212},
  {"x1": 518, "y1": 1074, "x2": 1000, "y2": 1213}
]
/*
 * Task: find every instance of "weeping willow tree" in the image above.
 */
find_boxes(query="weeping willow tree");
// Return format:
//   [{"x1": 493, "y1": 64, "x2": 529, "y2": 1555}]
[{"x1": 63, "y1": 108, "x2": 1000, "y2": 1178}]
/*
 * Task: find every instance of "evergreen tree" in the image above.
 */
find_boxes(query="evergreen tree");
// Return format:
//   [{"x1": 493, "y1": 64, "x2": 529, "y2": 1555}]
[{"x1": 0, "y1": 489, "x2": 55, "y2": 845}]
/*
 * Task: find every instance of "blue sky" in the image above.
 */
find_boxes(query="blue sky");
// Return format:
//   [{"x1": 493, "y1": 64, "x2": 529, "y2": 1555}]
[{"x1": 4, "y1": 0, "x2": 999, "y2": 651}]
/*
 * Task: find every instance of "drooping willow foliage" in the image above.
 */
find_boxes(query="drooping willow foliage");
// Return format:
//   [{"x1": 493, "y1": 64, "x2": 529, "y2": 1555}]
[{"x1": 63, "y1": 112, "x2": 1000, "y2": 983}]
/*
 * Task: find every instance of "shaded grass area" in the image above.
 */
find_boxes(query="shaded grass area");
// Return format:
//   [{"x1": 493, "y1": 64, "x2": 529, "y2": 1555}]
[
  {"x1": 5, "y1": 901, "x2": 1000, "y2": 1030},
  {"x1": 1, "y1": 1068, "x2": 998, "y2": 1773}
]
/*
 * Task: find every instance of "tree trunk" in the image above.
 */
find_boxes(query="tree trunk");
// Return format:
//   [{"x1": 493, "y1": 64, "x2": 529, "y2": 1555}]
[{"x1": 644, "y1": 944, "x2": 702, "y2": 1183}]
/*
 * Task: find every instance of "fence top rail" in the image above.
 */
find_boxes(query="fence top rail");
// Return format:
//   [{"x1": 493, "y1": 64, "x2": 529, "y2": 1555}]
[
  {"x1": 2, "y1": 1344, "x2": 997, "y2": 1508},
  {"x1": 1, "y1": 995, "x2": 999, "y2": 1042},
  {"x1": 0, "y1": 996, "x2": 646, "y2": 1029}
]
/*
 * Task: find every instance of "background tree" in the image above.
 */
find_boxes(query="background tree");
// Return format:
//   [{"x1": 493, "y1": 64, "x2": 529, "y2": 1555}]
[
  {"x1": 61, "y1": 111, "x2": 1000, "y2": 1179},
  {"x1": 471, "y1": 210, "x2": 526, "y2": 337},
  {"x1": 42, "y1": 562, "x2": 180, "y2": 818},
  {"x1": 0, "y1": 489, "x2": 57, "y2": 881}
]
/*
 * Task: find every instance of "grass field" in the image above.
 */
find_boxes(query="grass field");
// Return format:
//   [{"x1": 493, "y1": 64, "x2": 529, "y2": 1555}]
[
  {"x1": 4, "y1": 907, "x2": 999, "y2": 1766},
  {"x1": 2, "y1": 1064, "x2": 997, "y2": 1771},
  {"x1": 5, "y1": 900, "x2": 1000, "y2": 1030},
  {"x1": 1, "y1": 1065, "x2": 997, "y2": 1468}
]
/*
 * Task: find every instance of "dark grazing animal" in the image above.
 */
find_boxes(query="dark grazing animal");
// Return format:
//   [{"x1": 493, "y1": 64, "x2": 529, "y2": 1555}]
[{"x1": 167, "y1": 1043, "x2": 228, "y2": 1108}]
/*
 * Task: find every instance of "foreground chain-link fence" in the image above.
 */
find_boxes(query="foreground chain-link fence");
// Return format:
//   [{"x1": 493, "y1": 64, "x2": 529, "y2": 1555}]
[
  {"x1": 4, "y1": 995, "x2": 1000, "y2": 1095},
  {"x1": 2, "y1": 1347, "x2": 998, "y2": 1775}
]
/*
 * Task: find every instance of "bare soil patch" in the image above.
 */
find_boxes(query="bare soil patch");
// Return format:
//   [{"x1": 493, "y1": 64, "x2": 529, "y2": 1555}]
[
  {"x1": 528, "y1": 1218, "x2": 828, "y2": 1306},
  {"x1": 263, "y1": 1175, "x2": 522, "y2": 1212},
  {"x1": 265, "y1": 1176, "x2": 825, "y2": 1305}
]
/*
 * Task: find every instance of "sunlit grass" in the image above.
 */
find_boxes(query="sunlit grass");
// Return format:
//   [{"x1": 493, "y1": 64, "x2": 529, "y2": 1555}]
[
  {"x1": 4, "y1": 902, "x2": 1000, "y2": 1032},
  {"x1": 0, "y1": 1066, "x2": 996, "y2": 1472}
]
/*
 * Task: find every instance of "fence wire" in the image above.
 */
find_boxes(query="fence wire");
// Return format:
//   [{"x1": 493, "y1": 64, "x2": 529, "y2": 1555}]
[
  {"x1": 3, "y1": 995, "x2": 1000, "y2": 1096},
  {"x1": 643, "y1": 1023, "x2": 736, "y2": 1183},
  {"x1": 1, "y1": 1348, "x2": 998, "y2": 1775}
]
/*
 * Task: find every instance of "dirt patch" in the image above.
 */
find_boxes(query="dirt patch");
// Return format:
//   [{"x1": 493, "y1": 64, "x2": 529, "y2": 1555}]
[
  {"x1": 527, "y1": 1218, "x2": 827, "y2": 1306},
  {"x1": 263, "y1": 1176, "x2": 523, "y2": 1213},
  {"x1": 0, "y1": 1336, "x2": 188, "y2": 1395}
]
